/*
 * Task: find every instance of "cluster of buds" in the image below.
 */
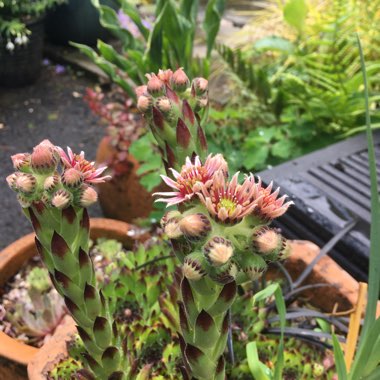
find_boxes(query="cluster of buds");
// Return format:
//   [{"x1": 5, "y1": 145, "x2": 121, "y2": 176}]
[
  {"x1": 136, "y1": 68, "x2": 209, "y2": 172},
  {"x1": 6, "y1": 140, "x2": 110, "y2": 210},
  {"x1": 157, "y1": 154, "x2": 293, "y2": 285}
]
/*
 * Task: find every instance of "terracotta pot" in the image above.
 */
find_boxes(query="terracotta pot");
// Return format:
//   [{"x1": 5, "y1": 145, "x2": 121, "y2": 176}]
[
  {"x1": 27, "y1": 240, "x2": 378, "y2": 379},
  {"x1": 96, "y1": 136, "x2": 164, "y2": 222},
  {"x1": 0, "y1": 218, "x2": 146, "y2": 371}
]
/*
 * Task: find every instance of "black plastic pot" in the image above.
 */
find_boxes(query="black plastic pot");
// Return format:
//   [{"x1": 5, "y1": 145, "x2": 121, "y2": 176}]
[
  {"x1": 0, "y1": 18, "x2": 44, "y2": 87},
  {"x1": 45, "y1": 0, "x2": 118, "y2": 46}
]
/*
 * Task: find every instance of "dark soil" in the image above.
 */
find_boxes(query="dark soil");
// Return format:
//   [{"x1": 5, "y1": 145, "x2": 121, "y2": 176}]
[{"x1": 0, "y1": 61, "x2": 104, "y2": 250}]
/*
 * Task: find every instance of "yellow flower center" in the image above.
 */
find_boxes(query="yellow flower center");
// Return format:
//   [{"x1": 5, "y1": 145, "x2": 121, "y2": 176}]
[{"x1": 218, "y1": 198, "x2": 236, "y2": 213}]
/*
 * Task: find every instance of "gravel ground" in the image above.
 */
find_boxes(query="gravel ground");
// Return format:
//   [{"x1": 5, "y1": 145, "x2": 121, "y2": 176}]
[{"x1": 0, "y1": 62, "x2": 105, "y2": 250}]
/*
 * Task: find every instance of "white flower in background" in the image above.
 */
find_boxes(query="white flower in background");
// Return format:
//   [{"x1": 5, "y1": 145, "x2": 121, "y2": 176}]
[
  {"x1": 15, "y1": 35, "x2": 22, "y2": 45},
  {"x1": 21, "y1": 35, "x2": 28, "y2": 44},
  {"x1": 6, "y1": 40, "x2": 15, "y2": 51}
]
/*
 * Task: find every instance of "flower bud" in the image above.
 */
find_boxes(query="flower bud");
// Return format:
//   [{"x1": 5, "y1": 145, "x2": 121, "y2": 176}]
[
  {"x1": 179, "y1": 213, "x2": 211, "y2": 239},
  {"x1": 204, "y1": 237, "x2": 233, "y2": 267},
  {"x1": 146, "y1": 74, "x2": 164, "y2": 95},
  {"x1": 79, "y1": 186, "x2": 98, "y2": 207},
  {"x1": 157, "y1": 69, "x2": 173, "y2": 84},
  {"x1": 17, "y1": 194, "x2": 32, "y2": 208},
  {"x1": 192, "y1": 78, "x2": 208, "y2": 95},
  {"x1": 156, "y1": 96, "x2": 172, "y2": 114},
  {"x1": 197, "y1": 96, "x2": 208, "y2": 109},
  {"x1": 253, "y1": 227, "x2": 283, "y2": 256},
  {"x1": 137, "y1": 95, "x2": 152, "y2": 113},
  {"x1": 62, "y1": 168, "x2": 83, "y2": 188},
  {"x1": 278, "y1": 239, "x2": 291, "y2": 261},
  {"x1": 31, "y1": 140, "x2": 58, "y2": 173},
  {"x1": 171, "y1": 68, "x2": 190, "y2": 92},
  {"x1": 210, "y1": 262, "x2": 238, "y2": 285},
  {"x1": 164, "y1": 218, "x2": 183, "y2": 239},
  {"x1": 6, "y1": 173, "x2": 18, "y2": 190},
  {"x1": 15, "y1": 173, "x2": 36, "y2": 194},
  {"x1": 135, "y1": 85, "x2": 148, "y2": 98},
  {"x1": 183, "y1": 252, "x2": 206, "y2": 281},
  {"x1": 238, "y1": 254, "x2": 267, "y2": 281},
  {"x1": 11, "y1": 153, "x2": 31, "y2": 171},
  {"x1": 44, "y1": 175, "x2": 60, "y2": 192},
  {"x1": 160, "y1": 210, "x2": 181, "y2": 228},
  {"x1": 51, "y1": 189, "x2": 72, "y2": 209}
]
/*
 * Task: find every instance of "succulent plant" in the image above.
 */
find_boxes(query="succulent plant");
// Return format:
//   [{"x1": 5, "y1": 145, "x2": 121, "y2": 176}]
[
  {"x1": 135, "y1": 68, "x2": 293, "y2": 379},
  {"x1": 7, "y1": 140, "x2": 132, "y2": 379},
  {"x1": 2, "y1": 266, "x2": 67, "y2": 346},
  {"x1": 136, "y1": 68, "x2": 209, "y2": 172}
]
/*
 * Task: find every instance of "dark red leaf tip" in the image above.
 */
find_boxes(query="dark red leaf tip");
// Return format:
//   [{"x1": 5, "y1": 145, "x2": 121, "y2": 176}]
[
  {"x1": 152, "y1": 106, "x2": 164, "y2": 130},
  {"x1": 51, "y1": 231, "x2": 69, "y2": 258},
  {"x1": 176, "y1": 118, "x2": 191, "y2": 148},
  {"x1": 182, "y1": 99, "x2": 195, "y2": 125},
  {"x1": 196, "y1": 310, "x2": 214, "y2": 332}
]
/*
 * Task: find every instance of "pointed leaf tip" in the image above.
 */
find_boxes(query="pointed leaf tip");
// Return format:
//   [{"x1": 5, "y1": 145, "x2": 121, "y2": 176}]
[
  {"x1": 177, "y1": 118, "x2": 191, "y2": 148},
  {"x1": 51, "y1": 231, "x2": 70, "y2": 258},
  {"x1": 196, "y1": 310, "x2": 214, "y2": 332}
]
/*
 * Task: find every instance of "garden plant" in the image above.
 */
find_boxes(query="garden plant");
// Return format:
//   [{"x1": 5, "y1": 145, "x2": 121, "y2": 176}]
[
  {"x1": 4, "y1": 40, "x2": 380, "y2": 380},
  {"x1": 0, "y1": 0, "x2": 65, "y2": 50}
]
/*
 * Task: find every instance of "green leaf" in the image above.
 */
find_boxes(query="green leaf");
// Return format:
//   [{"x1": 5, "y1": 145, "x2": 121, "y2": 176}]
[
  {"x1": 332, "y1": 334, "x2": 348, "y2": 380},
  {"x1": 246, "y1": 342, "x2": 272, "y2": 380},
  {"x1": 252, "y1": 283, "x2": 279, "y2": 305},
  {"x1": 273, "y1": 287, "x2": 286, "y2": 380},
  {"x1": 283, "y1": 0, "x2": 308, "y2": 33},
  {"x1": 254, "y1": 36, "x2": 294, "y2": 53},
  {"x1": 243, "y1": 145, "x2": 269, "y2": 170},
  {"x1": 139, "y1": 172, "x2": 162, "y2": 192},
  {"x1": 203, "y1": 0, "x2": 226, "y2": 57},
  {"x1": 271, "y1": 139, "x2": 294, "y2": 159}
]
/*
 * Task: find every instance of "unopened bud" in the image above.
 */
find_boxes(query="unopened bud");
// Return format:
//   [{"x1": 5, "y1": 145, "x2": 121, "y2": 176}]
[
  {"x1": 11, "y1": 153, "x2": 30, "y2": 171},
  {"x1": 197, "y1": 96, "x2": 208, "y2": 109},
  {"x1": 164, "y1": 218, "x2": 183, "y2": 239},
  {"x1": 79, "y1": 186, "x2": 98, "y2": 207},
  {"x1": 137, "y1": 95, "x2": 152, "y2": 113},
  {"x1": 183, "y1": 252, "x2": 206, "y2": 281},
  {"x1": 192, "y1": 78, "x2": 208, "y2": 95},
  {"x1": 211, "y1": 262, "x2": 237, "y2": 285},
  {"x1": 44, "y1": 175, "x2": 60, "y2": 192},
  {"x1": 135, "y1": 85, "x2": 148, "y2": 98},
  {"x1": 156, "y1": 96, "x2": 172, "y2": 114},
  {"x1": 160, "y1": 211, "x2": 181, "y2": 228},
  {"x1": 17, "y1": 194, "x2": 32, "y2": 208},
  {"x1": 253, "y1": 227, "x2": 283, "y2": 256},
  {"x1": 278, "y1": 239, "x2": 291, "y2": 261},
  {"x1": 146, "y1": 74, "x2": 164, "y2": 95},
  {"x1": 15, "y1": 173, "x2": 36, "y2": 194},
  {"x1": 179, "y1": 213, "x2": 211, "y2": 239},
  {"x1": 31, "y1": 140, "x2": 58, "y2": 173},
  {"x1": 51, "y1": 189, "x2": 72, "y2": 209},
  {"x1": 204, "y1": 237, "x2": 233, "y2": 267},
  {"x1": 157, "y1": 69, "x2": 173, "y2": 84},
  {"x1": 6, "y1": 173, "x2": 18, "y2": 189},
  {"x1": 238, "y1": 254, "x2": 267, "y2": 281},
  {"x1": 171, "y1": 68, "x2": 190, "y2": 92},
  {"x1": 62, "y1": 168, "x2": 83, "y2": 188}
]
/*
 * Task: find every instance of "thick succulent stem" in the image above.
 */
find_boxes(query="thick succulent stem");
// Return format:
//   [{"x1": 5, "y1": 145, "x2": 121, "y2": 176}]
[
  {"x1": 178, "y1": 276, "x2": 236, "y2": 380},
  {"x1": 29, "y1": 205, "x2": 127, "y2": 380}
]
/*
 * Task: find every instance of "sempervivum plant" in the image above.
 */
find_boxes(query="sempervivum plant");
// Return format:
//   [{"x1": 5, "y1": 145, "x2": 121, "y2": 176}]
[
  {"x1": 6, "y1": 140, "x2": 133, "y2": 379},
  {"x1": 136, "y1": 68, "x2": 293, "y2": 379}
]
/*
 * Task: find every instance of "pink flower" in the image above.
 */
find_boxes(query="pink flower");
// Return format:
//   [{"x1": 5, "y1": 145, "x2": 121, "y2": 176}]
[
  {"x1": 254, "y1": 178, "x2": 293, "y2": 220},
  {"x1": 154, "y1": 154, "x2": 228, "y2": 206},
  {"x1": 197, "y1": 171, "x2": 258, "y2": 223},
  {"x1": 58, "y1": 147, "x2": 111, "y2": 184}
]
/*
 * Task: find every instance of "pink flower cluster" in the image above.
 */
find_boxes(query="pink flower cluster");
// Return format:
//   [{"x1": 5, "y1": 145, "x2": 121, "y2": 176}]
[{"x1": 155, "y1": 155, "x2": 293, "y2": 223}]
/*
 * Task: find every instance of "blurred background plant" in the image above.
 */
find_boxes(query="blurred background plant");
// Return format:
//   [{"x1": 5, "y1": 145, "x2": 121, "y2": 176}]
[
  {"x1": 0, "y1": 0, "x2": 66, "y2": 50},
  {"x1": 208, "y1": 0, "x2": 380, "y2": 172},
  {"x1": 0, "y1": 266, "x2": 66, "y2": 347}
]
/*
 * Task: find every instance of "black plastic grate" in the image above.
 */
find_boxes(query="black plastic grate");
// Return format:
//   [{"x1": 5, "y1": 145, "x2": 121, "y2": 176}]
[{"x1": 258, "y1": 131, "x2": 380, "y2": 281}]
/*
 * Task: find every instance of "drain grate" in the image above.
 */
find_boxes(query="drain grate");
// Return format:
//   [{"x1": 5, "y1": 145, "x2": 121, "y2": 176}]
[{"x1": 258, "y1": 131, "x2": 380, "y2": 281}]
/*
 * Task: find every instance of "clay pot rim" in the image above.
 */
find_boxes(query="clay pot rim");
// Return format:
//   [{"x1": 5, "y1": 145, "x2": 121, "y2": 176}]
[{"x1": 0, "y1": 217, "x2": 142, "y2": 366}]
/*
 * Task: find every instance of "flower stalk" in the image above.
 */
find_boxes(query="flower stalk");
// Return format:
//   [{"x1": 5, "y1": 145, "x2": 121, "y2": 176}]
[{"x1": 7, "y1": 140, "x2": 130, "y2": 380}]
